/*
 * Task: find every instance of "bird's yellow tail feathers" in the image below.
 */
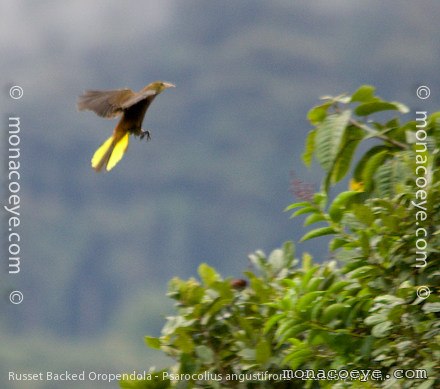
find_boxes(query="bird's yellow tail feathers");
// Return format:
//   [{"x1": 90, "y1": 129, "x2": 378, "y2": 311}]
[{"x1": 91, "y1": 132, "x2": 130, "y2": 172}]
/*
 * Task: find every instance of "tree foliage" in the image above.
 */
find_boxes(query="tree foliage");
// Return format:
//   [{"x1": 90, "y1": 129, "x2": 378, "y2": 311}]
[{"x1": 122, "y1": 86, "x2": 440, "y2": 389}]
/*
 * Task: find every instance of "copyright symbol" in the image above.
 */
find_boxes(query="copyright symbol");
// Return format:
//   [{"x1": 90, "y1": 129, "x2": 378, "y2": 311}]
[
  {"x1": 416, "y1": 85, "x2": 430, "y2": 100},
  {"x1": 416, "y1": 286, "x2": 430, "y2": 300},
  {"x1": 9, "y1": 290, "x2": 24, "y2": 304},
  {"x1": 9, "y1": 85, "x2": 24, "y2": 100}
]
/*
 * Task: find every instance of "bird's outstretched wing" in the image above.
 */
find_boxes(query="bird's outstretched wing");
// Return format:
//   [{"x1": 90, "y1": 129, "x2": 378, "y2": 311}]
[
  {"x1": 77, "y1": 89, "x2": 136, "y2": 118},
  {"x1": 119, "y1": 88, "x2": 158, "y2": 110}
]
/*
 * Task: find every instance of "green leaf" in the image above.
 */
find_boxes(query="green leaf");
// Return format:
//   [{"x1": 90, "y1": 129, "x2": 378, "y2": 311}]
[
  {"x1": 358, "y1": 230, "x2": 371, "y2": 257},
  {"x1": 373, "y1": 156, "x2": 409, "y2": 197},
  {"x1": 276, "y1": 321, "x2": 308, "y2": 344},
  {"x1": 373, "y1": 160, "x2": 394, "y2": 197},
  {"x1": 373, "y1": 295, "x2": 405, "y2": 307},
  {"x1": 321, "y1": 94, "x2": 351, "y2": 104},
  {"x1": 302, "y1": 253, "x2": 313, "y2": 271},
  {"x1": 345, "y1": 300, "x2": 369, "y2": 327},
  {"x1": 351, "y1": 204, "x2": 375, "y2": 226},
  {"x1": 364, "y1": 313, "x2": 387, "y2": 326},
  {"x1": 195, "y1": 345, "x2": 214, "y2": 364},
  {"x1": 393, "y1": 102, "x2": 410, "y2": 113},
  {"x1": 267, "y1": 248, "x2": 285, "y2": 271},
  {"x1": 321, "y1": 303, "x2": 349, "y2": 323},
  {"x1": 313, "y1": 192, "x2": 328, "y2": 208},
  {"x1": 362, "y1": 149, "x2": 390, "y2": 192},
  {"x1": 282, "y1": 241, "x2": 295, "y2": 266},
  {"x1": 237, "y1": 348, "x2": 255, "y2": 360},
  {"x1": 144, "y1": 336, "x2": 161, "y2": 350},
  {"x1": 198, "y1": 263, "x2": 219, "y2": 286},
  {"x1": 358, "y1": 335, "x2": 374, "y2": 359},
  {"x1": 255, "y1": 339, "x2": 271, "y2": 364},
  {"x1": 168, "y1": 278, "x2": 204, "y2": 305},
  {"x1": 304, "y1": 213, "x2": 326, "y2": 226},
  {"x1": 306, "y1": 276, "x2": 325, "y2": 292},
  {"x1": 307, "y1": 102, "x2": 331, "y2": 125},
  {"x1": 301, "y1": 265, "x2": 320, "y2": 288},
  {"x1": 296, "y1": 291, "x2": 325, "y2": 316},
  {"x1": 315, "y1": 110, "x2": 351, "y2": 173},
  {"x1": 284, "y1": 348, "x2": 313, "y2": 370},
  {"x1": 302, "y1": 129, "x2": 316, "y2": 167},
  {"x1": 284, "y1": 201, "x2": 312, "y2": 211},
  {"x1": 328, "y1": 191, "x2": 360, "y2": 222},
  {"x1": 355, "y1": 101, "x2": 409, "y2": 116},
  {"x1": 329, "y1": 237, "x2": 348, "y2": 251},
  {"x1": 350, "y1": 85, "x2": 376, "y2": 102},
  {"x1": 248, "y1": 250, "x2": 266, "y2": 271},
  {"x1": 310, "y1": 298, "x2": 327, "y2": 321},
  {"x1": 372, "y1": 320, "x2": 392, "y2": 337},
  {"x1": 353, "y1": 145, "x2": 391, "y2": 182},
  {"x1": 415, "y1": 379, "x2": 438, "y2": 389},
  {"x1": 174, "y1": 332, "x2": 194, "y2": 353},
  {"x1": 422, "y1": 302, "x2": 440, "y2": 313},
  {"x1": 300, "y1": 227, "x2": 337, "y2": 242},
  {"x1": 346, "y1": 265, "x2": 377, "y2": 279},
  {"x1": 328, "y1": 126, "x2": 365, "y2": 185},
  {"x1": 290, "y1": 206, "x2": 317, "y2": 218},
  {"x1": 327, "y1": 280, "x2": 351, "y2": 294},
  {"x1": 263, "y1": 313, "x2": 284, "y2": 334},
  {"x1": 287, "y1": 338, "x2": 305, "y2": 348}
]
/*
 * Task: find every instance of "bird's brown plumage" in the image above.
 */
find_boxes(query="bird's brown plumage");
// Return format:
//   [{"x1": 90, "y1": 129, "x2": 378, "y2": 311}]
[{"x1": 77, "y1": 81, "x2": 174, "y2": 171}]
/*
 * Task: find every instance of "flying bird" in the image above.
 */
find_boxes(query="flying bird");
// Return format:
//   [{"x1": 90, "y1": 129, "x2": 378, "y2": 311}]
[{"x1": 78, "y1": 81, "x2": 174, "y2": 172}]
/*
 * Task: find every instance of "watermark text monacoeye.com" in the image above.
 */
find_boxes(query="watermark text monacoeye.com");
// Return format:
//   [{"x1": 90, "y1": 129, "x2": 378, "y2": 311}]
[
  {"x1": 412, "y1": 85, "x2": 431, "y2": 300},
  {"x1": 413, "y1": 110, "x2": 429, "y2": 269},
  {"x1": 4, "y1": 85, "x2": 23, "y2": 304}
]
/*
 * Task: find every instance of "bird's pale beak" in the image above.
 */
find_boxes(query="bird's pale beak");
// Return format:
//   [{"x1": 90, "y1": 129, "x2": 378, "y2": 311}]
[{"x1": 163, "y1": 82, "x2": 175, "y2": 89}]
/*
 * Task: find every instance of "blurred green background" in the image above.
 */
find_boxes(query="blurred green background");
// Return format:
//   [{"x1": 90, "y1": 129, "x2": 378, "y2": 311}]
[{"x1": 1, "y1": 1, "x2": 440, "y2": 388}]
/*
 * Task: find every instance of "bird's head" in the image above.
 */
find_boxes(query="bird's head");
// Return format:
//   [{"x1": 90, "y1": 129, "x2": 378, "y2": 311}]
[{"x1": 146, "y1": 81, "x2": 175, "y2": 94}]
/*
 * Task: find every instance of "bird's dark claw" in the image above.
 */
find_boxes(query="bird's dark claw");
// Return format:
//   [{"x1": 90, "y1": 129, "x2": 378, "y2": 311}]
[{"x1": 140, "y1": 129, "x2": 151, "y2": 141}]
